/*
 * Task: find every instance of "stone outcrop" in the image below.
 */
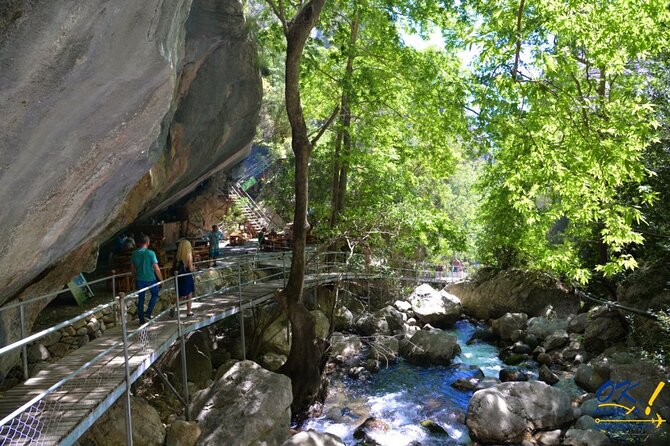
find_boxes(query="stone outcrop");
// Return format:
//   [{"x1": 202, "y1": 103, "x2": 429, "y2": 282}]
[
  {"x1": 192, "y1": 360, "x2": 292, "y2": 446},
  {"x1": 0, "y1": 0, "x2": 262, "y2": 375},
  {"x1": 447, "y1": 268, "x2": 579, "y2": 320},
  {"x1": 466, "y1": 381, "x2": 575, "y2": 444}
]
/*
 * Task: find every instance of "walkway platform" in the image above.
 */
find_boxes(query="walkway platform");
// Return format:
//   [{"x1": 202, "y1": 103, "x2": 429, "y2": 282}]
[{"x1": 0, "y1": 268, "x2": 460, "y2": 445}]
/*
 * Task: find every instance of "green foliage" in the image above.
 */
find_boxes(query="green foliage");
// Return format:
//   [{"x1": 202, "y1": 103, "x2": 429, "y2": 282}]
[
  {"x1": 249, "y1": 0, "x2": 670, "y2": 283},
  {"x1": 467, "y1": 0, "x2": 670, "y2": 283}
]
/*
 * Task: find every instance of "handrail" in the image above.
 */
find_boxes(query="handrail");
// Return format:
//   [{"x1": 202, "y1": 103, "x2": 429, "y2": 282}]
[
  {"x1": 0, "y1": 271, "x2": 133, "y2": 313},
  {"x1": 0, "y1": 248, "x2": 469, "y2": 445}
]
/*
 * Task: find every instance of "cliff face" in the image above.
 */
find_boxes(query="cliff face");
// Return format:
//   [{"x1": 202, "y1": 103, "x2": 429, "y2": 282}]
[{"x1": 0, "y1": 0, "x2": 261, "y2": 373}]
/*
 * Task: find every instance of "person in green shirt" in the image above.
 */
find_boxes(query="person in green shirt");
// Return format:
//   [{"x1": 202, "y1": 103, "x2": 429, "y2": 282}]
[{"x1": 131, "y1": 236, "x2": 163, "y2": 324}]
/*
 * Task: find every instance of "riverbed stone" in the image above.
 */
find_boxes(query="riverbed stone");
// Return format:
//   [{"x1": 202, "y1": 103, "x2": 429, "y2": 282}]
[
  {"x1": 281, "y1": 430, "x2": 344, "y2": 446},
  {"x1": 568, "y1": 313, "x2": 589, "y2": 334},
  {"x1": 563, "y1": 428, "x2": 611, "y2": 446},
  {"x1": 527, "y1": 317, "x2": 569, "y2": 340},
  {"x1": 574, "y1": 364, "x2": 606, "y2": 393},
  {"x1": 194, "y1": 360, "x2": 292, "y2": 446},
  {"x1": 492, "y1": 313, "x2": 528, "y2": 341},
  {"x1": 399, "y1": 329, "x2": 460, "y2": 365},
  {"x1": 466, "y1": 381, "x2": 574, "y2": 444},
  {"x1": 539, "y1": 365, "x2": 560, "y2": 385},
  {"x1": 409, "y1": 284, "x2": 462, "y2": 328},
  {"x1": 375, "y1": 306, "x2": 405, "y2": 332},
  {"x1": 367, "y1": 335, "x2": 399, "y2": 363},
  {"x1": 534, "y1": 429, "x2": 562, "y2": 445},
  {"x1": 162, "y1": 330, "x2": 213, "y2": 387},
  {"x1": 543, "y1": 330, "x2": 569, "y2": 351},
  {"x1": 355, "y1": 313, "x2": 389, "y2": 336},
  {"x1": 330, "y1": 333, "x2": 363, "y2": 358}
]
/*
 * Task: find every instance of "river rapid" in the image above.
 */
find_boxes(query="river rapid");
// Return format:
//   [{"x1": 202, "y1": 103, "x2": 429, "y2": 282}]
[{"x1": 304, "y1": 319, "x2": 512, "y2": 445}]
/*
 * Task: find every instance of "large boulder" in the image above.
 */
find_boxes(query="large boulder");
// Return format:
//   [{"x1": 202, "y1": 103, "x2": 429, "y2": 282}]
[
  {"x1": 399, "y1": 329, "x2": 460, "y2": 365},
  {"x1": 583, "y1": 307, "x2": 627, "y2": 354},
  {"x1": 409, "y1": 284, "x2": 462, "y2": 328},
  {"x1": 193, "y1": 360, "x2": 292, "y2": 446},
  {"x1": 280, "y1": 430, "x2": 345, "y2": 446},
  {"x1": 447, "y1": 268, "x2": 579, "y2": 320},
  {"x1": 81, "y1": 396, "x2": 165, "y2": 446},
  {"x1": 0, "y1": 0, "x2": 262, "y2": 376},
  {"x1": 466, "y1": 381, "x2": 575, "y2": 444},
  {"x1": 491, "y1": 313, "x2": 528, "y2": 341},
  {"x1": 334, "y1": 306, "x2": 354, "y2": 331}
]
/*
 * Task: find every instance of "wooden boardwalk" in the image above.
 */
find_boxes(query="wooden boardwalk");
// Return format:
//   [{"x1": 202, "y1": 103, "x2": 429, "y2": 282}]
[
  {"x1": 0, "y1": 269, "x2": 456, "y2": 445},
  {"x1": 0, "y1": 275, "x2": 325, "y2": 446}
]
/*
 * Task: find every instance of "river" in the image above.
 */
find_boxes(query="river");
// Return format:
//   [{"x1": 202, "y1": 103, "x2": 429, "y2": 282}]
[{"x1": 303, "y1": 319, "x2": 512, "y2": 445}]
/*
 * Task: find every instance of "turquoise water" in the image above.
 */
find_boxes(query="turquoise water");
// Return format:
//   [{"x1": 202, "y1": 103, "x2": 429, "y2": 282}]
[{"x1": 303, "y1": 319, "x2": 505, "y2": 445}]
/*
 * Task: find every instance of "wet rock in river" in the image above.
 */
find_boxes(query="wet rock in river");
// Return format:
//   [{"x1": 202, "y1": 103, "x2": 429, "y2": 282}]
[
  {"x1": 409, "y1": 284, "x2": 462, "y2": 328},
  {"x1": 563, "y1": 428, "x2": 611, "y2": 446},
  {"x1": 353, "y1": 417, "x2": 389, "y2": 442},
  {"x1": 491, "y1": 312, "x2": 528, "y2": 341},
  {"x1": 399, "y1": 329, "x2": 460, "y2": 365},
  {"x1": 466, "y1": 381, "x2": 574, "y2": 444},
  {"x1": 281, "y1": 430, "x2": 345, "y2": 446}
]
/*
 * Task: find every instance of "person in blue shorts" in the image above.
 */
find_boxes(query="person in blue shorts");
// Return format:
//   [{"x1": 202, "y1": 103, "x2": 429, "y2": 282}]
[
  {"x1": 131, "y1": 235, "x2": 163, "y2": 324},
  {"x1": 206, "y1": 225, "x2": 223, "y2": 260}
]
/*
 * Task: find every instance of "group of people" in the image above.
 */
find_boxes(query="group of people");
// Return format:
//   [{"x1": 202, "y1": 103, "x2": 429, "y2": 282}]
[{"x1": 129, "y1": 224, "x2": 223, "y2": 325}]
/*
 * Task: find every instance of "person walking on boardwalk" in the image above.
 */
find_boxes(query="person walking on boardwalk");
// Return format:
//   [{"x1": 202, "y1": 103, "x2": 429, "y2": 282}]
[
  {"x1": 206, "y1": 224, "x2": 223, "y2": 261},
  {"x1": 131, "y1": 235, "x2": 163, "y2": 324},
  {"x1": 174, "y1": 239, "x2": 195, "y2": 317}
]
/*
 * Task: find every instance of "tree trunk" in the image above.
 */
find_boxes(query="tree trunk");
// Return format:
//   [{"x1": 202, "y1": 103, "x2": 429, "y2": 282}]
[
  {"x1": 329, "y1": 15, "x2": 359, "y2": 228},
  {"x1": 272, "y1": 0, "x2": 327, "y2": 418}
]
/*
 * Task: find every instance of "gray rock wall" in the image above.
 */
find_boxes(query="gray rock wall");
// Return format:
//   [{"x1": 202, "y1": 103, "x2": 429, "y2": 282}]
[{"x1": 0, "y1": 0, "x2": 261, "y2": 376}]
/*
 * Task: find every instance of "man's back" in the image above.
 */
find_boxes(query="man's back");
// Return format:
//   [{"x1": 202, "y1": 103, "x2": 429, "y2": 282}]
[{"x1": 131, "y1": 247, "x2": 158, "y2": 281}]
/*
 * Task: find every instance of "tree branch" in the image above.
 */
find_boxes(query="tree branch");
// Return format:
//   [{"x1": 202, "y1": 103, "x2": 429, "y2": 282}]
[
  {"x1": 512, "y1": 0, "x2": 526, "y2": 81},
  {"x1": 310, "y1": 105, "x2": 341, "y2": 146},
  {"x1": 265, "y1": 0, "x2": 289, "y2": 34}
]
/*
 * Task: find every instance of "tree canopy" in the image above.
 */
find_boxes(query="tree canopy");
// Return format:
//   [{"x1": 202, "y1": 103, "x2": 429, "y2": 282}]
[{"x1": 249, "y1": 0, "x2": 670, "y2": 284}]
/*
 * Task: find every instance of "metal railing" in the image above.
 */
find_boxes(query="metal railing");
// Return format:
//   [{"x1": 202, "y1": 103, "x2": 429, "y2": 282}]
[{"x1": 0, "y1": 249, "x2": 467, "y2": 445}]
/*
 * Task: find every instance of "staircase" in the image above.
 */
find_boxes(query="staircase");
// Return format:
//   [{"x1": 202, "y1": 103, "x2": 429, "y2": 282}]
[{"x1": 229, "y1": 183, "x2": 281, "y2": 236}]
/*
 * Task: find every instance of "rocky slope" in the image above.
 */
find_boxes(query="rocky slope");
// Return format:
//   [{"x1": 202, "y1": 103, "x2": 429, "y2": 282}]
[{"x1": 0, "y1": 0, "x2": 261, "y2": 375}]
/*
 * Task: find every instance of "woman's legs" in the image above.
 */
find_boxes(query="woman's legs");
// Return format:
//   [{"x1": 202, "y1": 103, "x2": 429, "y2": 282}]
[{"x1": 187, "y1": 292, "x2": 193, "y2": 315}]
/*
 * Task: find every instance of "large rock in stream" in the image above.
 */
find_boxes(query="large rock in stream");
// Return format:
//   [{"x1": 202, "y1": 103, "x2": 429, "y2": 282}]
[
  {"x1": 0, "y1": 0, "x2": 262, "y2": 376},
  {"x1": 466, "y1": 381, "x2": 575, "y2": 444},
  {"x1": 409, "y1": 284, "x2": 462, "y2": 328},
  {"x1": 400, "y1": 329, "x2": 460, "y2": 365},
  {"x1": 192, "y1": 360, "x2": 292, "y2": 446}
]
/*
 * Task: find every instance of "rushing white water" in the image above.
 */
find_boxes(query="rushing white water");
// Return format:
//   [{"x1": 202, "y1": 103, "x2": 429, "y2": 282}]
[{"x1": 303, "y1": 319, "x2": 507, "y2": 445}]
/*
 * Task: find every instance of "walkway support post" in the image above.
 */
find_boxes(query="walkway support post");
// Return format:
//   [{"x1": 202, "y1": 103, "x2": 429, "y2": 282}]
[
  {"x1": 174, "y1": 270, "x2": 191, "y2": 421},
  {"x1": 119, "y1": 292, "x2": 134, "y2": 446},
  {"x1": 238, "y1": 263, "x2": 246, "y2": 360},
  {"x1": 282, "y1": 251, "x2": 287, "y2": 288},
  {"x1": 19, "y1": 304, "x2": 28, "y2": 380},
  {"x1": 112, "y1": 270, "x2": 119, "y2": 327}
]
